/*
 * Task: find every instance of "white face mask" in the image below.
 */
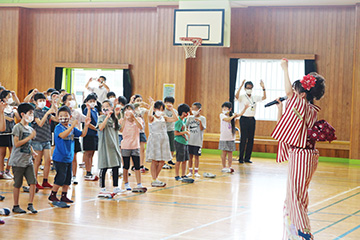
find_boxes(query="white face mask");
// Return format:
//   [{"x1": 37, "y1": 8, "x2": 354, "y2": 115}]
[
  {"x1": 69, "y1": 100, "x2": 76, "y2": 108},
  {"x1": 7, "y1": 97, "x2": 14, "y2": 105},
  {"x1": 89, "y1": 102, "x2": 96, "y2": 108},
  {"x1": 24, "y1": 114, "x2": 34, "y2": 123},
  {"x1": 47, "y1": 96, "x2": 51, "y2": 101},
  {"x1": 155, "y1": 111, "x2": 164, "y2": 117},
  {"x1": 109, "y1": 98, "x2": 115, "y2": 103},
  {"x1": 59, "y1": 117, "x2": 70, "y2": 123},
  {"x1": 37, "y1": 101, "x2": 46, "y2": 109},
  {"x1": 222, "y1": 110, "x2": 229, "y2": 115},
  {"x1": 192, "y1": 110, "x2": 200, "y2": 116},
  {"x1": 245, "y1": 89, "x2": 253, "y2": 95}
]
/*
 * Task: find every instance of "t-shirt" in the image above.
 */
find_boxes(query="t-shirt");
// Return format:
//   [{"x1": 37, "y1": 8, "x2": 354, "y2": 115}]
[
  {"x1": 174, "y1": 117, "x2": 188, "y2": 145},
  {"x1": 83, "y1": 107, "x2": 98, "y2": 136},
  {"x1": 70, "y1": 108, "x2": 86, "y2": 131},
  {"x1": 0, "y1": 106, "x2": 15, "y2": 135},
  {"x1": 238, "y1": 94, "x2": 263, "y2": 117},
  {"x1": 52, "y1": 123, "x2": 82, "y2": 163},
  {"x1": 121, "y1": 118, "x2": 141, "y2": 149},
  {"x1": 32, "y1": 108, "x2": 52, "y2": 142},
  {"x1": 219, "y1": 113, "x2": 235, "y2": 141},
  {"x1": 186, "y1": 115, "x2": 206, "y2": 147},
  {"x1": 89, "y1": 86, "x2": 108, "y2": 103},
  {"x1": 164, "y1": 108, "x2": 178, "y2": 132},
  {"x1": 9, "y1": 123, "x2": 34, "y2": 167}
]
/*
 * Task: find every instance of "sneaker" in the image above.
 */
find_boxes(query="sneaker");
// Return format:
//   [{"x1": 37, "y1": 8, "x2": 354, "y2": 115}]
[
  {"x1": 298, "y1": 230, "x2": 314, "y2": 240},
  {"x1": 143, "y1": 167, "x2": 149, "y2": 171},
  {"x1": 0, "y1": 195, "x2": 4, "y2": 201},
  {"x1": 244, "y1": 160, "x2": 253, "y2": 163},
  {"x1": 0, "y1": 172, "x2": 3, "y2": 179},
  {"x1": 151, "y1": 179, "x2": 166, "y2": 187},
  {"x1": 48, "y1": 194, "x2": 60, "y2": 202},
  {"x1": 140, "y1": 168, "x2": 146, "y2": 173},
  {"x1": 40, "y1": 165, "x2": 44, "y2": 170},
  {"x1": 0, "y1": 207, "x2": 10, "y2": 216},
  {"x1": 4, "y1": 171, "x2": 13, "y2": 179},
  {"x1": 72, "y1": 176, "x2": 78, "y2": 185},
  {"x1": 124, "y1": 183, "x2": 132, "y2": 191},
  {"x1": 2, "y1": 172, "x2": 12, "y2": 180},
  {"x1": 60, "y1": 196, "x2": 74, "y2": 203},
  {"x1": 168, "y1": 160, "x2": 175, "y2": 166},
  {"x1": 186, "y1": 172, "x2": 193, "y2": 177},
  {"x1": 12, "y1": 206, "x2": 26, "y2": 214},
  {"x1": 79, "y1": 163, "x2": 85, "y2": 168},
  {"x1": 182, "y1": 175, "x2": 189, "y2": 179},
  {"x1": 0, "y1": 219, "x2": 4, "y2": 224},
  {"x1": 84, "y1": 174, "x2": 99, "y2": 181},
  {"x1": 175, "y1": 176, "x2": 183, "y2": 181},
  {"x1": 229, "y1": 167, "x2": 235, "y2": 173},
  {"x1": 36, "y1": 183, "x2": 44, "y2": 189},
  {"x1": 22, "y1": 186, "x2": 38, "y2": 193},
  {"x1": 42, "y1": 182, "x2": 53, "y2": 188},
  {"x1": 203, "y1": 172, "x2": 216, "y2": 178},
  {"x1": 132, "y1": 185, "x2": 147, "y2": 193},
  {"x1": 98, "y1": 191, "x2": 115, "y2": 198},
  {"x1": 162, "y1": 164, "x2": 172, "y2": 169},
  {"x1": 194, "y1": 173, "x2": 201, "y2": 178},
  {"x1": 113, "y1": 187, "x2": 126, "y2": 194},
  {"x1": 27, "y1": 204, "x2": 38, "y2": 214},
  {"x1": 131, "y1": 166, "x2": 135, "y2": 171},
  {"x1": 221, "y1": 168, "x2": 230, "y2": 173},
  {"x1": 50, "y1": 201, "x2": 70, "y2": 208}
]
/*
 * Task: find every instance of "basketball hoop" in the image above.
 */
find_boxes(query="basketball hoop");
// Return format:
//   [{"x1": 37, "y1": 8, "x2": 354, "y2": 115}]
[{"x1": 179, "y1": 37, "x2": 202, "y2": 59}]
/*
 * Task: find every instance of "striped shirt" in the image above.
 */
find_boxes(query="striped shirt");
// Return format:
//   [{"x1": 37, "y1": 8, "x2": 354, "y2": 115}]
[
  {"x1": 31, "y1": 108, "x2": 52, "y2": 142},
  {"x1": 271, "y1": 94, "x2": 320, "y2": 162}
]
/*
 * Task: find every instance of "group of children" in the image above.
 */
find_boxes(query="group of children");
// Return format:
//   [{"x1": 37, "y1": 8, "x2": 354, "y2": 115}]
[{"x1": 2, "y1": 81, "x2": 241, "y2": 224}]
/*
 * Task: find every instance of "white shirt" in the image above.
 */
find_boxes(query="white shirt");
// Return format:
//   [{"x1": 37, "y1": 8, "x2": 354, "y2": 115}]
[
  {"x1": 89, "y1": 86, "x2": 108, "y2": 103},
  {"x1": 238, "y1": 94, "x2": 263, "y2": 117}
]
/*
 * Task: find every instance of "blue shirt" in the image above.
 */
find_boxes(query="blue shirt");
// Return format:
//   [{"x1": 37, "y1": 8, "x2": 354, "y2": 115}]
[
  {"x1": 83, "y1": 107, "x2": 98, "y2": 136},
  {"x1": 53, "y1": 123, "x2": 82, "y2": 163}
]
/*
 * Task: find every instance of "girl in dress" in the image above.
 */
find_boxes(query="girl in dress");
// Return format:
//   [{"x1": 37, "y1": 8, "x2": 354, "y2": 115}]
[{"x1": 146, "y1": 99, "x2": 178, "y2": 187}]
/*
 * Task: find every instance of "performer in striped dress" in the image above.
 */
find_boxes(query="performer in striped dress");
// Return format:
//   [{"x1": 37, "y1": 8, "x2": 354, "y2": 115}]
[{"x1": 272, "y1": 59, "x2": 326, "y2": 240}]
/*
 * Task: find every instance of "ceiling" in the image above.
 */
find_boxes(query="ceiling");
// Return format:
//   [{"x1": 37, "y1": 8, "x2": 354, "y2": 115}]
[{"x1": 0, "y1": 0, "x2": 358, "y2": 9}]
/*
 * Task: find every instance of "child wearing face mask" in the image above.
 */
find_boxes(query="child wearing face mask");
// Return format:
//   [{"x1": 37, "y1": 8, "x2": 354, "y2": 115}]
[
  {"x1": 48, "y1": 106, "x2": 90, "y2": 205},
  {"x1": 63, "y1": 94, "x2": 93, "y2": 184},
  {"x1": 114, "y1": 96, "x2": 128, "y2": 149},
  {"x1": 0, "y1": 90, "x2": 20, "y2": 180},
  {"x1": 31, "y1": 93, "x2": 58, "y2": 190},
  {"x1": 146, "y1": 99, "x2": 178, "y2": 187},
  {"x1": 97, "y1": 100, "x2": 124, "y2": 196},
  {"x1": 9, "y1": 103, "x2": 38, "y2": 214},
  {"x1": 106, "y1": 92, "x2": 116, "y2": 105},
  {"x1": 185, "y1": 102, "x2": 206, "y2": 178},
  {"x1": 219, "y1": 102, "x2": 248, "y2": 173},
  {"x1": 82, "y1": 93, "x2": 100, "y2": 181}
]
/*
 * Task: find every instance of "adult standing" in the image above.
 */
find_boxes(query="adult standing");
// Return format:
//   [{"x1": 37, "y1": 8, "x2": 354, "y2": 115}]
[
  {"x1": 235, "y1": 80, "x2": 266, "y2": 163},
  {"x1": 85, "y1": 76, "x2": 110, "y2": 103}
]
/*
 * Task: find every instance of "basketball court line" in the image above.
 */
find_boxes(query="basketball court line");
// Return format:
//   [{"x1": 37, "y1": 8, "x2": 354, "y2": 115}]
[{"x1": 333, "y1": 224, "x2": 360, "y2": 239}]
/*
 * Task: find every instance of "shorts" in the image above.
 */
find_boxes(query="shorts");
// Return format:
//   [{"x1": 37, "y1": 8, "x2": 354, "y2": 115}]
[
  {"x1": 12, "y1": 165, "x2": 37, "y2": 188},
  {"x1": 188, "y1": 145, "x2": 202, "y2": 156},
  {"x1": 175, "y1": 141, "x2": 189, "y2": 162},
  {"x1": 167, "y1": 131, "x2": 175, "y2": 152},
  {"x1": 74, "y1": 138, "x2": 82, "y2": 153},
  {"x1": 218, "y1": 140, "x2": 236, "y2": 152},
  {"x1": 118, "y1": 135, "x2": 123, "y2": 146},
  {"x1": 0, "y1": 135, "x2": 13, "y2": 147},
  {"x1": 53, "y1": 161, "x2": 72, "y2": 186},
  {"x1": 121, "y1": 149, "x2": 140, "y2": 157},
  {"x1": 31, "y1": 141, "x2": 51, "y2": 151},
  {"x1": 83, "y1": 135, "x2": 98, "y2": 151},
  {"x1": 140, "y1": 132, "x2": 147, "y2": 143}
]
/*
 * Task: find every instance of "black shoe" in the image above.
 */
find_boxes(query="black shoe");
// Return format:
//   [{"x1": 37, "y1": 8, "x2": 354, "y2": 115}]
[
  {"x1": 131, "y1": 166, "x2": 135, "y2": 171},
  {"x1": 12, "y1": 206, "x2": 26, "y2": 214},
  {"x1": 244, "y1": 160, "x2": 253, "y2": 163},
  {"x1": 238, "y1": 159, "x2": 244, "y2": 164},
  {"x1": 168, "y1": 160, "x2": 175, "y2": 166}
]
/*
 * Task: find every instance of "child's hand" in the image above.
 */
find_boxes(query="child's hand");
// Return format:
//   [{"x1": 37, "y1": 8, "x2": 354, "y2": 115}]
[
  {"x1": 185, "y1": 131, "x2": 190, "y2": 137},
  {"x1": 280, "y1": 58, "x2": 288, "y2": 70},
  {"x1": 107, "y1": 111, "x2": 113, "y2": 118},
  {"x1": 130, "y1": 95, "x2": 135, "y2": 104},
  {"x1": 241, "y1": 79, "x2": 246, "y2": 86},
  {"x1": 0, "y1": 101, "x2": 5, "y2": 112},
  {"x1": 33, "y1": 89, "x2": 39, "y2": 95},
  {"x1": 194, "y1": 118, "x2": 201, "y2": 122},
  {"x1": 114, "y1": 106, "x2": 121, "y2": 113},
  {"x1": 30, "y1": 130, "x2": 37, "y2": 139},
  {"x1": 85, "y1": 103, "x2": 91, "y2": 110},
  {"x1": 32, "y1": 151, "x2": 38, "y2": 159},
  {"x1": 148, "y1": 96, "x2": 154, "y2": 105},
  {"x1": 168, "y1": 104, "x2": 173, "y2": 111},
  {"x1": 84, "y1": 117, "x2": 91, "y2": 126},
  {"x1": 72, "y1": 119, "x2": 79, "y2": 127}
]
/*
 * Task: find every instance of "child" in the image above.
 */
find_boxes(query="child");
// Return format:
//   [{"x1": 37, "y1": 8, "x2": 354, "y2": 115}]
[
  {"x1": 174, "y1": 104, "x2": 191, "y2": 181},
  {"x1": 45, "y1": 88, "x2": 56, "y2": 108},
  {"x1": 0, "y1": 101, "x2": 6, "y2": 223},
  {"x1": 82, "y1": 93, "x2": 99, "y2": 181},
  {"x1": 119, "y1": 104, "x2": 146, "y2": 192},
  {"x1": 146, "y1": 99, "x2": 178, "y2": 187},
  {"x1": 48, "y1": 106, "x2": 90, "y2": 204},
  {"x1": 163, "y1": 96, "x2": 178, "y2": 168},
  {"x1": 186, "y1": 102, "x2": 206, "y2": 178},
  {"x1": 0, "y1": 90, "x2": 20, "y2": 180},
  {"x1": 31, "y1": 93, "x2": 57, "y2": 189},
  {"x1": 273, "y1": 59, "x2": 327, "y2": 239},
  {"x1": 107, "y1": 91, "x2": 116, "y2": 105},
  {"x1": 115, "y1": 96, "x2": 127, "y2": 148},
  {"x1": 97, "y1": 100, "x2": 123, "y2": 196},
  {"x1": 63, "y1": 94, "x2": 92, "y2": 184},
  {"x1": 219, "y1": 102, "x2": 248, "y2": 173},
  {"x1": 9, "y1": 103, "x2": 38, "y2": 214}
]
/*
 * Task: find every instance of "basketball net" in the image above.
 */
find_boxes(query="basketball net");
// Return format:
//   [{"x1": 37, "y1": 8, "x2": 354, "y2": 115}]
[{"x1": 179, "y1": 37, "x2": 202, "y2": 59}]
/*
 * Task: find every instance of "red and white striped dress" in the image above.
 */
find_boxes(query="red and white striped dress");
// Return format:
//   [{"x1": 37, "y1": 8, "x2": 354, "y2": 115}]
[{"x1": 271, "y1": 93, "x2": 320, "y2": 239}]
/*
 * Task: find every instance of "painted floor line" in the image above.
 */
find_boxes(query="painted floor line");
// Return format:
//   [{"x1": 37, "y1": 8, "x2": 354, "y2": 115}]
[
  {"x1": 309, "y1": 186, "x2": 360, "y2": 209},
  {"x1": 333, "y1": 224, "x2": 360, "y2": 240}
]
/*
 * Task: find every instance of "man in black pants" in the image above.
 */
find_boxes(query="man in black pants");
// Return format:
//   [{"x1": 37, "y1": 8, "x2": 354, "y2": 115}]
[{"x1": 235, "y1": 80, "x2": 266, "y2": 163}]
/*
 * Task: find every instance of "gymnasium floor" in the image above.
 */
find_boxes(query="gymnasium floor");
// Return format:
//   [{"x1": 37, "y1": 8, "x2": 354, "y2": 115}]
[{"x1": 0, "y1": 152, "x2": 359, "y2": 240}]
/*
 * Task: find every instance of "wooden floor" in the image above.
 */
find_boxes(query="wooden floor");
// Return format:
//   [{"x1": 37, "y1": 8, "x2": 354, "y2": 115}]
[{"x1": 0, "y1": 152, "x2": 359, "y2": 240}]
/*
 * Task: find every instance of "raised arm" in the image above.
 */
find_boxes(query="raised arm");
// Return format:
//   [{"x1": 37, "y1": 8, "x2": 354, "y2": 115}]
[
  {"x1": 58, "y1": 122, "x2": 76, "y2": 139},
  {"x1": 80, "y1": 117, "x2": 91, "y2": 137},
  {"x1": 35, "y1": 106, "x2": 55, "y2": 127},
  {"x1": 11, "y1": 91, "x2": 20, "y2": 105},
  {"x1": 85, "y1": 78, "x2": 92, "y2": 90},
  {"x1": 260, "y1": 80, "x2": 267, "y2": 100},
  {"x1": 147, "y1": 97, "x2": 155, "y2": 123},
  {"x1": 280, "y1": 59, "x2": 294, "y2": 99},
  {"x1": 235, "y1": 79, "x2": 246, "y2": 100},
  {"x1": 13, "y1": 129, "x2": 36, "y2": 147},
  {"x1": 23, "y1": 89, "x2": 38, "y2": 103},
  {"x1": 0, "y1": 102, "x2": 5, "y2": 132},
  {"x1": 98, "y1": 113, "x2": 112, "y2": 131}
]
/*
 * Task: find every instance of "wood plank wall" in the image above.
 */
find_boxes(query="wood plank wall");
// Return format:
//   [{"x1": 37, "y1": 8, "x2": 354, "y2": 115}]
[{"x1": 0, "y1": 5, "x2": 359, "y2": 158}]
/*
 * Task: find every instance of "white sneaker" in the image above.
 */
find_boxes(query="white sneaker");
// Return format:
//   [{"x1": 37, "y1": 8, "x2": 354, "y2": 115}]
[
  {"x1": 72, "y1": 176, "x2": 78, "y2": 185},
  {"x1": 98, "y1": 190, "x2": 115, "y2": 198},
  {"x1": 124, "y1": 183, "x2": 132, "y2": 191},
  {"x1": 2, "y1": 172, "x2": 12, "y2": 180},
  {"x1": 186, "y1": 172, "x2": 193, "y2": 177},
  {"x1": 194, "y1": 173, "x2": 201, "y2": 178},
  {"x1": 151, "y1": 179, "x2": 166, "y2": 187},
  {"x1": 221, "y1": 168, "x2": 230, "y2": 173},
  {"x1": 113, "y1": 187, "x2": 125, "y2": 194},
  {"x1": 84, "y1": 175, "x2": 99, "y2": 181}
]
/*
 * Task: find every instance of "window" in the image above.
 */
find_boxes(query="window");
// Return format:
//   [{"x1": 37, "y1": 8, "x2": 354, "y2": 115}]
[{"x1": 234, "y1": 59, "x2": 305, "y2": 121}]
